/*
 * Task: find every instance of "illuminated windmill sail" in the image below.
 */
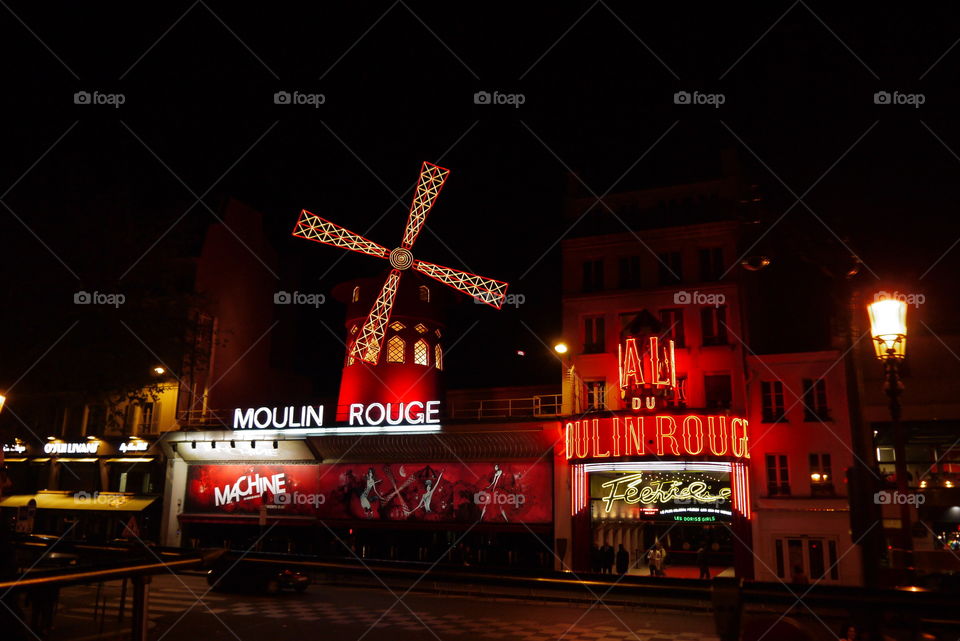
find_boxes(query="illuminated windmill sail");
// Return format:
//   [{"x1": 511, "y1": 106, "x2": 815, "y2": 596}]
[{"x1": 293, "y1": 161, "x2": 509, "y2": 364}]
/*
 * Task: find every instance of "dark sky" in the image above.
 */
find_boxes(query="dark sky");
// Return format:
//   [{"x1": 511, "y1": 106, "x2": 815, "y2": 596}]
[{"x1": 2, "y1": 2, "x2": 960, "y2": 397}]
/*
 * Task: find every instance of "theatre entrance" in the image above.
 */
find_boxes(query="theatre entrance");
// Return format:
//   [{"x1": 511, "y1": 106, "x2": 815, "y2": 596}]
[{"x1": 584, "y1": 465, "x2": 740, "y2": 578}]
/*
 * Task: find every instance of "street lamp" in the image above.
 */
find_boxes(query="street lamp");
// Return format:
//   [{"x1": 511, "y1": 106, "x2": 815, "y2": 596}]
[
  {"x1": 554, "y1": 343, "x2": 568, "y2": 355},
  {"x1": 0, "y1": 393, "x2": 5, "y2": 414},
  {"x1": 868, "y1": 297, "x2": 911, "y2": 556}
]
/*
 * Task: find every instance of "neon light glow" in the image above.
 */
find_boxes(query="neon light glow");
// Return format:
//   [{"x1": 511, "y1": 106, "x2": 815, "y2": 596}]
[
  {"x1": 565, "y1": 414, "x2": 749, "y2": 461},
  {"x1": 574, "y1": 460, "x2": 750, "y2": 520},
  {"x1": 293, "y1": 161, "x2": 509, "y2": 363},
  {"x1": 618, "y1": 336, "x2": 676, "y2": 409}
]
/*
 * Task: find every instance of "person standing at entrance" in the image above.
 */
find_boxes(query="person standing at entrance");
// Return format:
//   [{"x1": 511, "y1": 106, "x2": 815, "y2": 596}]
[
  {"x1": 602, "y1": 543, "x2": 614, "y2": 574},
  {"x1": 616, "y1": 544, "x2": 629, "y2": 575},
  {"x1": 650, "y1": 541, "x2": 666, "y2": 576},
  {"x1": 697, "y1": 544, "x2": 710, "y2": 579}
]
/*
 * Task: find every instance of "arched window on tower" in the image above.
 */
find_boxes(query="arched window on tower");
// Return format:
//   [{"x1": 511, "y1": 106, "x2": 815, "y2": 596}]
[
  {"x1": 386, "y1": 335, "x2": 405, "y2": 363},
  {"x1": 413, "y1": 339, "x2": 429, "y2": 366},
  {"x1": 352, "y1": 286, "x2": 360, "y2": 303},
  {"x1": 418, "y1": 286, "x2": 430, "y2": 302},
  {"x1": 434, "y1": 344, "x2": 443, "y2": 370}
]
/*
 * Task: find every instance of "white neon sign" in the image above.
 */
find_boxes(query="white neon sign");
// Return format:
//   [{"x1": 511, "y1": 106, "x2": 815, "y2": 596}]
[
  {"x1": 44, "y1": 441, "x2": 100, "y2": 455},
  {"x1": 232, "y1": 401, "x2": 442, "y2": 431}
]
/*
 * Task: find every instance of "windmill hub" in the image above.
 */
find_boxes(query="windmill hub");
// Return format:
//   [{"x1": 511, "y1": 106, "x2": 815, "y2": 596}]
[{"x1": 389, "y1": 247, "x2": 414, "y2": 270}]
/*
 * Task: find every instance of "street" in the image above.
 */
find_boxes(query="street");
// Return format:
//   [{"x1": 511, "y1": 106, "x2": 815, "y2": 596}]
[{"x1": 52, "y1": 573, "x2": 723, "y2": 641}]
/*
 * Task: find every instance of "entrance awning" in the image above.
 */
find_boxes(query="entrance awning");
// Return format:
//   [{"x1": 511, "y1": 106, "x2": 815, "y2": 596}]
[{"x1": 0, "y1": 493, "x2": 158, "y2": 512}]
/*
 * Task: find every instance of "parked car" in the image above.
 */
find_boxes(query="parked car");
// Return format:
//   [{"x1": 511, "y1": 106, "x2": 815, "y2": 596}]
[{"x1": 207, "y1": 561, "x2": 310, "y2": 595}]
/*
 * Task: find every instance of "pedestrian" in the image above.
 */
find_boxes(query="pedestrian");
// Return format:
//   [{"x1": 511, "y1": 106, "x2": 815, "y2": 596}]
[
  {"x1": 591, "y1": 544, "x2": 601, "y2": 573},
  {"x1": 615, "y1": 544, "x2": 629, "y2": 575},
  {"x1": 838, "y1": 623, "x2": 857, "y2": 641},
  {"x1": 646, "y1": 545, "x2": 657, "y2": 575},
  {"x1": 791, "y1": 564, "x2": 809, "y2": 585},
  {"x1": 603, "y1": 543, "x2": 615, "y2": 574},
  {"x1": 697, "y1": 544, "x2": 710, "y2": 580},
  {"x1": 652, "y1": 541, "x2": 667, "y2": 577}
]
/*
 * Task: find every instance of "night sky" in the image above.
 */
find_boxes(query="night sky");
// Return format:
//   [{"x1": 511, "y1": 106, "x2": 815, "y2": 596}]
[{"x1": 2, "y1": 3, "x2": 960, "y2": 401}]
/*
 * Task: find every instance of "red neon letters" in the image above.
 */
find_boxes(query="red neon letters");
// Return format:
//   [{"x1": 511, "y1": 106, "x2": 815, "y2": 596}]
[{"x1": 565, "y1": 414, "x2": 749, "y2": 461}]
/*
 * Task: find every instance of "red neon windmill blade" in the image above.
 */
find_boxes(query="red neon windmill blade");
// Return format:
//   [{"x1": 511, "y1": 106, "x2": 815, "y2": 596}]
[{"x1": 293, "y1": 161, "x2": 510, "y2": 364}]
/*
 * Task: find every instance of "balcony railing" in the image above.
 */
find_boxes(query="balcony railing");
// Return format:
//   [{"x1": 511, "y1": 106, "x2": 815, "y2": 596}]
[
  {"x1": 178, "y1": 395, "x2": 564, "y2": 429},
  {"x1": 448, "y1": 395, "x2": 562, "y2": 420}
]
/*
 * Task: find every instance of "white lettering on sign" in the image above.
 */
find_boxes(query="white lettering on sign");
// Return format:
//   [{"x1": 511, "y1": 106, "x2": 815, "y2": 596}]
[
  {"x1": 231, "y1": 402, "x2": 442, "y2": 430},
  {"x1": 233, "y1": 405, "x2": 324, "y2": 430},
  {"x1": 43, "y1": 441, "x2": 100, "y2": 455},
  {"x1": 119, "y1": 441, "x2": 148, "y2": 453},
  {"x1": 213, "y1": 472, "x2": 287, "y2": 506},
  {"x1": 2, "y1": 444, "x2": 26, "y2": 454},
  {"x1": 346, "y1": 401, "x2": 441, "y2": 426}
]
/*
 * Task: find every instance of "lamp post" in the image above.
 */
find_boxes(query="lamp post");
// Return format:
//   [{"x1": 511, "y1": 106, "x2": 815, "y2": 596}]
[
  {"x1": 554, "y1": 343, "x2": 571, "y2": 414},
  {"x1": 867, "y1": 298, "x2": 911, "y2": 556}
]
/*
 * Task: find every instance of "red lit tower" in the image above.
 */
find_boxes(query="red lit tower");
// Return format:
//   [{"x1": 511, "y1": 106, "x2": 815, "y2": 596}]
[{"x1": 292, "y1": 161, "x2": 510, "y2": 420}]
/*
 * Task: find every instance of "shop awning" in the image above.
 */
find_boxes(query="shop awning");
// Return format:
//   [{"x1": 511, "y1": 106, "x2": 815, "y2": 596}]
[{"x1": 0, "y1": 494, "x2": 158, "y2": 512}]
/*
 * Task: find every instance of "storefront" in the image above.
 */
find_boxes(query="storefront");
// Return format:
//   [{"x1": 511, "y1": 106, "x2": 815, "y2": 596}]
[
  {"x1": 554, "y1": 336, "x2": 753, "y2": 577},
  {"x1": 0, "y1": 436, "x2": 164, "y2": 541},
  {"x1": 159, "y1": 407, "x2": 559, "y2": 567},
  {"x1": 557, "y1": 412, "x2": 752, "y2": 576}
]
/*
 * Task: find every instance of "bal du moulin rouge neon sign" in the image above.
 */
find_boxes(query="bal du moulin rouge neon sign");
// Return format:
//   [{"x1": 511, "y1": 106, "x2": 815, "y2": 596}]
[{"x1": 565, "y1": 335, "x2": 750, "y2": 461}]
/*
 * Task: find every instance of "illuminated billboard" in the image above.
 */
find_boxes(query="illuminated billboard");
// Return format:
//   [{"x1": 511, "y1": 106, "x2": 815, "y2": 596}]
[{"x1": 589, "y1": 469, "x2": 732, "y2": 523}]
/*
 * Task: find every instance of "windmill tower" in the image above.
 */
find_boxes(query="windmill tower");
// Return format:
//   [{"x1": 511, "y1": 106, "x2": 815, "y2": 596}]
[{"x1": 293, "y1": 162, "x2": 509, "y2": 420}]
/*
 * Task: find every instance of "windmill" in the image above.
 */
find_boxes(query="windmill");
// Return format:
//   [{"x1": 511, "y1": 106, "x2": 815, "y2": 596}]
[{"x1": 293, "y1": 161, "x2": 510, "y2": 365}]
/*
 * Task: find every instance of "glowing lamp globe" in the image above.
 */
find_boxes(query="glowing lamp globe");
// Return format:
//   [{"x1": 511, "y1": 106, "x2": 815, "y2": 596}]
[
  {"x1": 868, "y1": 298, "x2": 907, "y2": 360},
  {"x1": 554, "y1": 343, "x2": 569, "y2": 355}
]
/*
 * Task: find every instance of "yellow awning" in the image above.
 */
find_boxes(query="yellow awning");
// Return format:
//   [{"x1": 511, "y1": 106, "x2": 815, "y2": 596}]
[{"x1": 0, "y1": 494, "x2": 158, "y2": 512}]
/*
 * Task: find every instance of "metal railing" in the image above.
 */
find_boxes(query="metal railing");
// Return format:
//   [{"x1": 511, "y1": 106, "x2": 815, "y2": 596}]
[
  {"x1": 448, "y1": 395, "x2": 562, "y2": 420},
  {"x1": 178, "y1": 395, "x2": 564, "y2": 428}
]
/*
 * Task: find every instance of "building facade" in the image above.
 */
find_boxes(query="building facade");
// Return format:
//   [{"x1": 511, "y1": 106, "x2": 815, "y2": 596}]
[{"x1": 552, "y1": 168, "x2": 865, "y2": 583}]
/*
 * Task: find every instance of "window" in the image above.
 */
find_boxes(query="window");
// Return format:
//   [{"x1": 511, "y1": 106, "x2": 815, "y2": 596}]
[
  {"x1": 85, "y1": 404, "x2": 106, "y2": 434},
  {"x1": 774, "y1": 538, "x2": 837, "y2": 581},
  {"x1": 827, "y1": 540, "x2": 839, "y2": 580},
  {"x1": 415, "y1": 323, "x2": 428, "y2": 334},
  {"x1": 413, "y1": 339, "x2": 430, "y2": 366},
  {"x1": 658, "y1": 308, "x2": 685, "y2": 347},
  {"x1": 139, "y1": 402, "x2": 156, "y2": 434},
  {"x1": 582, "y1": 259, "x2": 604, "y2": 292},
  {"x1": 666, "y1": 376, "x2": 687, "y2": 408},
  {"x1": 700, "y1": 305, "x2": 728, "y2": 346},
  {"x1": 698, "y1": 247, "x2": 724, "y2": 282},
  {"x1": 766, "y1": 454, "x2": 790, "y2": 496},
  {"x1": 704, "y1": 374, "x2": 732, "y2": 409},
  {"x1": 761, "y1": 381, "x2": 786, "y2": 423},
  {"x1": 657, "y1": 251, "x2": 682, "y2": 285},
  {"x1": 586, "y1": 380, "x2": 606, "y2": 411},
  {"x1": 775, "y1": 539, "x2": 785, "y2": 578},
  {"x1": 802, "y1": 378, "x2": 830, "y2": 421},
  {"x1": 618, "y1": 255, "x2": 641, "y2": 289},
  {"x1": 352, "y1": 286, "x2": 360, "y2": 303},
  {"x1": 389, "y1": 321, "x2": 405, "y2": 331},
  {"x1": 350, "y1": 323, "x2": 359, "y2": 335},
  {"x1": 386, "y1": 336, "x2": 405, "y2": 363},
  {"x1": 583, "y1": 315, "x2": 605, "y2": 353},
  {"x1": 809, "y1": 453, "x2": 834, "y2": 496},
  {"x1": 434, "y1": 344, "x2": 443, "y2": 370},
  {"x1": 418, "y1": 286, "x2": 430, "y2": 302}
]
